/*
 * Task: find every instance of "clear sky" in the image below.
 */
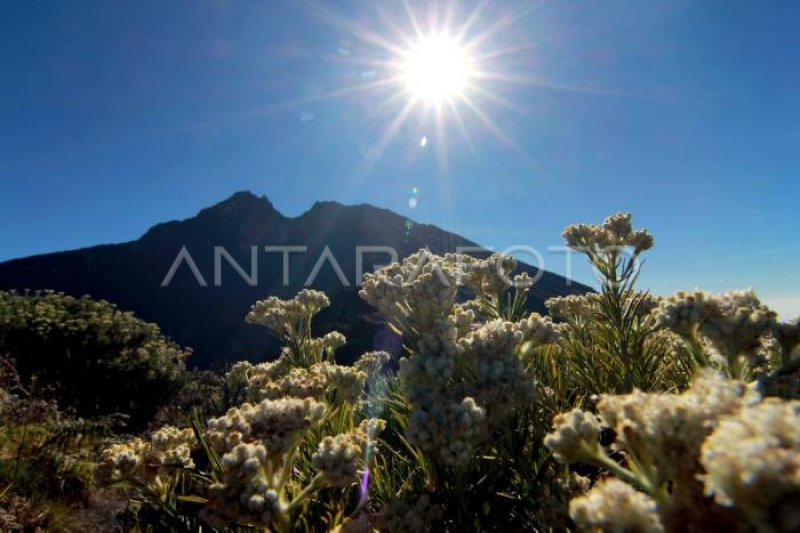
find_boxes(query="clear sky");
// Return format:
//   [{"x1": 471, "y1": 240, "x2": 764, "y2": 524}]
[{"x1": 1, "y1": 1, "x2": 798, "y2": 317}]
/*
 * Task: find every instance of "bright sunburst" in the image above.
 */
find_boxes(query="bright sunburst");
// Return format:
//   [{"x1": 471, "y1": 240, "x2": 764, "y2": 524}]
[
  {"x1": 294, "y1": 1, "x2": 540, "y2": 179},
  {"x1": 401, "y1": 34, "x2": 473, "y2": 105}
]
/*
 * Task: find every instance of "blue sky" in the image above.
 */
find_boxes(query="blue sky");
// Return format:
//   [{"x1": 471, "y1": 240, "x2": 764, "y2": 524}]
[{"x1": 1, "y1": 1, "x2": 798, "y2": 317}]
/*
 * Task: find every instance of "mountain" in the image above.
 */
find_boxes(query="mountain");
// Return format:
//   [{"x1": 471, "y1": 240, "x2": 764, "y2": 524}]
[{"x1": 0, "y1": 192, "x2": 590, "y2": 368}]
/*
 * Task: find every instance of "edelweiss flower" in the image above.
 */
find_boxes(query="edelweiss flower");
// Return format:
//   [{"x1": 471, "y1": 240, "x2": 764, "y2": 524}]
[
  {"x1": 545, "y1": 294, "x2": 598, "y2": 320},
  {"x1": 701, "y1": 398, "x2": 800, "y2": 531},
  {"x1": 562, "y1": 212, "x2": 654, "y2": 254},
  {"x1": 569, "y1": 478, "x2": 664, "y2": 533},
  {"x1": 245, "y1": 290, "x2": 330, "y2": 338},
  {"x1": 373, "y1": 493, "x2": 444, "y2": 533},
  {"x1": 99, "y1": 425, "x2": 195, "y2": 482},
  {"x1": 206, "y1": 397, "x2": 326, "y2": 456},
  {"x1": 201, "y1": 443, "x2": 284, "y2": 528},
  {"x1": 597, "y1": 372, "x2": 758, "y2": 480},
  {"x1": 312, "y1": 418, "x2": 385, "y2": 487},
  {"x1": 544, "y1": 409, "x2": 601, "y2": 463},
  {"x1": 353, "y1": 350, "x2": 391, "y2": 376},
  {"x1": 655, "y1": 290, "x2": 777, "y2": 361},
  {"x1": 406, "y1": 394, "x2": 486, "y2": 466},
  {"x1": 461, "y1": 253, "x2": 518, "y2": 298}
]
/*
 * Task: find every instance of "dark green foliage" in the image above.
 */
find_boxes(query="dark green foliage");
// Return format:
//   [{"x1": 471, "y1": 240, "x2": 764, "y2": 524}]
[
  {"x1": 0, "y1": 357, "x2": 122, "y2": 530},
  {"x1": 0, "y1": 290, "x2": 190, "y2": 427}
]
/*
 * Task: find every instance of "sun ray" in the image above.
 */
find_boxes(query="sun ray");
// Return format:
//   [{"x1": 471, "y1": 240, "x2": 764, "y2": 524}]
[
  {"x1": 477, "y1": 70, "x2": 683, "y2": 103},
  {"x1": 294, "y1": 0, "x2": 407, "y2": 57},
  {"x1": 441, "y1": 0, "x2": 458, "y2": 37},
  {"x1": 467, "y1": 2, "x2": 535, "y2": 50},
  {"x1": 467, "y1": 84, "x2": 529, "y2": 114},
  {"x1": 351, "y1": 99, "x2": 416, "y2": 184},
  {"x1": 401, "y1": 0, "x2": 425, "y2": 40},
  {"x1": 460, "y1": 95, "x2": 518, "y2": 153},
  {"x1": 459, "y1": 94, "x2": 554, "y2": 184},
  {"x1": 447, "y1": 99, "x2": 476, "y2": 153},
  {"x1": 455, "y1": 0, "x2": 491, "y2": 41},
  {"x1": 433, "y1": 105, "x2": 449, "y2": 176},
  {"x1": 472, "y1": 41, "x2": 535, "y2": 63},
  {"x1": 266, "y1": 77, "x2": 402, "y2": 112}
]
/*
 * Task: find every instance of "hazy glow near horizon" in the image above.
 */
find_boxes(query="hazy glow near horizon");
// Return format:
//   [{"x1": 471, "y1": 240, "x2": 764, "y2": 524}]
[{"x1": 401, "y1": 35, "x2": 473, "y2": 104}]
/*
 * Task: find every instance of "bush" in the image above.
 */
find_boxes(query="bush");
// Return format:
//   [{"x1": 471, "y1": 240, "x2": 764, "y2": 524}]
[
  {"x1": 0, "y1": 290, "x2": 190, "y2": 427},
  {"x1": 90, "y1": 213, "x2": 800, "y2": 531},
  {"x1": 0, "y1": 357, "x2": 121, "y2": 530},
  {"x1": 99, "y1": 290, "x2": 387, "y2": 531}
]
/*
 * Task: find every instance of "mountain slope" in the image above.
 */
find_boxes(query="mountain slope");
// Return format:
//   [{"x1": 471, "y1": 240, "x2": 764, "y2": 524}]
[{"x1": 0, "y1": 192, "x2": 590, "y2": 367}]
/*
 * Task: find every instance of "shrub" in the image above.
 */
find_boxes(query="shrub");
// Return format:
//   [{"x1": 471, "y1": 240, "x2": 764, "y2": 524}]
[
  {"x1": 99, "y1": 290, "x2": 388, "y2": 531},
  {"x1": 99, "y1": 213, "x2": 800, "y2": 531},
  {"x1": 0, "y1": 290, "x2": 190, "y2": 427},
  {"x1": 543, "y1": 214, "x2": 800, "y2": 533},
  {"x1": 0, "y1": 357, "x2": 120, "y2": 530}
]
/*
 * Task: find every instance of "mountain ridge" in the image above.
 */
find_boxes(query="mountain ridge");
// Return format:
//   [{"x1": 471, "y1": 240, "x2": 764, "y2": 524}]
[{"x1": 0, "y1": 191, "x2": 591, "y2": 367}]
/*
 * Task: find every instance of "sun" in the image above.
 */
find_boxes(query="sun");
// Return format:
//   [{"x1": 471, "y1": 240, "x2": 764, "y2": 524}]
[
  {"x1": 401, "y1": 34, "x2": 473, "y2": 105},
  {"x1": 293, "y1": 1, "x2": 537, "y2": 176}
]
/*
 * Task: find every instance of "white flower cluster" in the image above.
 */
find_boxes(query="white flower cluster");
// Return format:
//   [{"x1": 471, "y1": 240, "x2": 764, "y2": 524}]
[
  {"x1": 701, "y1": 398, "x2": 800, "y2": 531},
  {"x1": 200, "y1": 288, "x2": 387, "y2": 529},
  {"x1": 547, "y1": 369, "x2": 800, "y2": 531},
  {"x1": 654, "y1": 290, "x2": 777, "y2": 360},
  {"x1": 226, "y1": 358, "x2": 366, "y2": 404},
  {"x1": 562, "y1": 212, "x2": 654, "y2": 254},
  {"x1": 206, "y1": 397, "x2": 326, "y2": 458},
  {"x1": 360, "y1": 250, "x2": 461, "y2": 343},
  {"x1": 251, "y1": 366, "x2": 329, "y2": 401},
  {"x1": 544, "y1": 408, "x2": 601, "y2": 463},
  {"x1": 458, "y1": 319, "x2": 545, "y2": 410},
  {"x1": 597, "y1": 372, "x2": 758, "y2": 482},
  {"x1": 245, "y1": 290, "x2": 346, "y2": 367},
  {"x1": 100, "y1": 441, "x2": 145, "y2": 480},
  {"x1": 545, "y1": 294, "x2": 598, "y2": 320},
  {"x1": 372, "y1": 493, "x2": 444, "y2": 533},
  {"x1": 353, "y1": 350, "x2": 391, "y2": 377},
  {"x1": 99, "y1": 425, "x2": 195, "y2": 482},
  {"x1": 569, "y1": 478, "x2": 664, "y2": 533},
  {"x1": 316, "y1": 361, "x2": 367, "y2": 403},
  {"x1": 517, "y1": 312, "x2": 563, "y2": 344},
  {"x1": 397, "y1": 351, "x2": 455, "y2": 386},
  {"x1": 361, "y1": 252, "x2": 561, "y2": 467},
  {"x1": 312, "y1": 418, "x2": 386, "y2": 487},
  {"x1": 405, "y1": 394, "x2": 486, "y2": 466},
  {"x1": 458, "y1": 315, "x2": 559, "y2": 416},
  {"x1": 652, "y1": 290, "x2": 709, "y2": 336},
  {"x1": 449, "y1": 304, "x2": 476, "y2": 337},
  {"x1": 460, "y1": 253, "x2": 518, "y2": 299},
  {"x1": 200, "y1": 442, "x2": 284, "y2": 528},
  {"x1": 226, "y1": 358, "x2": 290, "y2": 395},
  {"x1": 246, "y1": 290, "x2": 330, "y2": 336},
  {"x1": 308, "y1": 330, "x2": 347, "y2": 356}
]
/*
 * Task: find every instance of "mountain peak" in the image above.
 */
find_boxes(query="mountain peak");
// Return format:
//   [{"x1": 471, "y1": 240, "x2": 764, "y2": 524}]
[
  {"x1": 139, "y1": 191, "x2": 283, "y2": 242},
  {"x1": 198, "y1": 191, "x2": 282, "y2": 220}
]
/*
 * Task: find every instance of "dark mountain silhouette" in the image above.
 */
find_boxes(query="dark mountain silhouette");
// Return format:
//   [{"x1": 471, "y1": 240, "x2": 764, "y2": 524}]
[{"x1": 0, "y1": 191, "x2": 591, "y2": 368}]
